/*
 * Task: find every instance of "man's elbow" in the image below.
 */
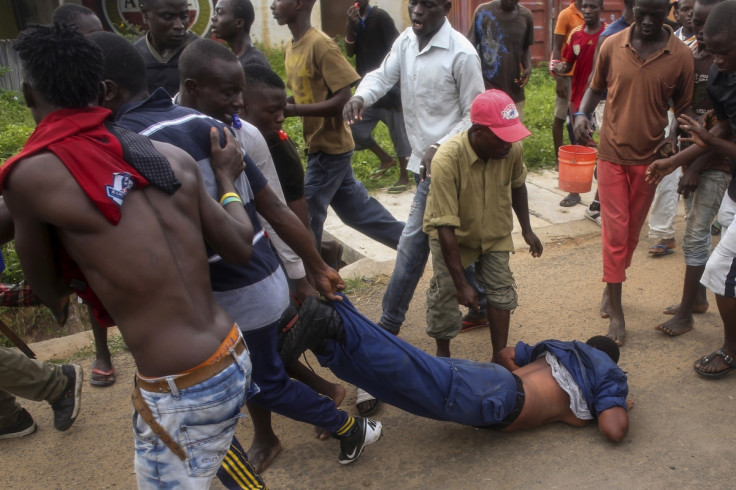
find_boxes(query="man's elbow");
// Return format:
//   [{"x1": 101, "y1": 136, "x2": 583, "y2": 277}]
[{"x1": 601, "y1": 420, "x2": 628, "y2": 442}]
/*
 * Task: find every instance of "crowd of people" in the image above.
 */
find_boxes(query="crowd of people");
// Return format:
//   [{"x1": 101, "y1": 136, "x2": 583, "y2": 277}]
[{"x1": 2, "y1": 0, "x2": 736, "y2": 487}]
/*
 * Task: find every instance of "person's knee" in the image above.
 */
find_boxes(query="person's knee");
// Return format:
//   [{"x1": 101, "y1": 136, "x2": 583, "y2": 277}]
[{"x1": 485, "y1": 286, "x2": 518, "y2": 311}]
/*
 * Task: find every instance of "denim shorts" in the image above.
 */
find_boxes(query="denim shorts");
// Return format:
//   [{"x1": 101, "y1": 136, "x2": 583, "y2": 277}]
[{"x1": 133, "y1": 344, "x2": 254, "y2": 489}]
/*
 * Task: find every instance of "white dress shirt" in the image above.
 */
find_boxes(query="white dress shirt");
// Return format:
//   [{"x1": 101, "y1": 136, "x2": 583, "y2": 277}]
[{"x1": 355, "y1": 18, "x2": 484, "y2": 174}]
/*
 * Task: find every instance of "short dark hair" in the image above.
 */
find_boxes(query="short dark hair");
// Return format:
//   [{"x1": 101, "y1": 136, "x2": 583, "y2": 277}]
[
  {"x1": 704, "y1": 0, "x2": 736, "y2": 38},
  {"x1": 15, "y1": 23, "x2": 103, "y2": 108},
  {"x1": 52, "y1": 4, "x2": 96, "y2": 25},
  {"x1": 243, "y1": 63, "x2": 285, "y2": 90},
  {"x1": 233, "y1": 0, "x2": 256, "y2": 32},
  {"x1": 586, "y1": 336, "x2": 620, "y2": 364},
  {"x1": 179, "y1": 38, "x2": 239, "y2": 81},
  {"x1": 87, "y1": 31, "x2": 147, "y2": 95}
]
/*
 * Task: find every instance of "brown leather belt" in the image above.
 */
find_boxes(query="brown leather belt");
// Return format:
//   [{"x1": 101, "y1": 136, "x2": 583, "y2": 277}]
[{"x1": 136, "y1": 338, "x2": 246, "y2": 393}]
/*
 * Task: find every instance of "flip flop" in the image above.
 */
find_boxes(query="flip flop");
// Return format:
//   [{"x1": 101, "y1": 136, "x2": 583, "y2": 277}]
[
  {"x1": 559, "y1": 193, "x2": 581, "y2": 207},
  {"x1": 460, "y1": 321, "x2": 490, "y2": 333},
  {"x1": 693, "y1": 349, "x2": 736, "y2": 378},
  {"x1": 370, "y1": 164, "x2": 396, "y2": 180},
  {"x1": 90, "y1": 367, "x2": 116, "y2": 387},
  {"x1": 387, "y1": 183, "x2": 410, "y2": 194},
  {"x1": 648, "y1": 244, "x2": 674, "y2": 256}
]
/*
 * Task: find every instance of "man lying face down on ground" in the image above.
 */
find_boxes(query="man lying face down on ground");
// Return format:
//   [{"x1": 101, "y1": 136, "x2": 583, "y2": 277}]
[{"x1": 280, "y1": 295, "x2": 631, "y2": 442}]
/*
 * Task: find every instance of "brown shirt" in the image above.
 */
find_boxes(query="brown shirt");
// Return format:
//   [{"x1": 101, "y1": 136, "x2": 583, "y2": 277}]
[
  {"x1": 285, "y1": 28, "x2": 360, "y2": 155},
  {"x1": 590, "y1": 25, "x2": 694, "y2": 165}
]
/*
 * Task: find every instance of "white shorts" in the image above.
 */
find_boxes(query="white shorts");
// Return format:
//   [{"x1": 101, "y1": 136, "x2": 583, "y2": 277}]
[{"x1": 701, "y1": 193, "x2": 736, "y2": 297}]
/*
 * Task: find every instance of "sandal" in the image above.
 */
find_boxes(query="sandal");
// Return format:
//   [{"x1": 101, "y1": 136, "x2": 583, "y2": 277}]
[
  {"x1": 693, "y1": 349, "x2": 736, "y2": 378},
  {"x1": 559, "y1": 193, "x2": 581, "y2": 207},
  {"x1": 370, "y1": 163, "x2": 396, "y2": 180}
]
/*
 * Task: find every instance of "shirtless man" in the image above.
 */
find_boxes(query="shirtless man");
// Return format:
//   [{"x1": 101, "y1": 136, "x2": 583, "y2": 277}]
[
  {"x1": 280, "y1": 295, "x2": 631, "y2": 442},
  {"x1": 1, "y1": 24, "x2": 257, "y2": 488}
]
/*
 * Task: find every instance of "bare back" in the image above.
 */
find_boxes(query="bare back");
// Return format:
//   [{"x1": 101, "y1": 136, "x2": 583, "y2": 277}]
[
  {"x1": 4, "y1": 141, "x2": 242, "y2": 377},
  {"x1": 504, "y1": 357, "x2": 590, "y2": 432}
]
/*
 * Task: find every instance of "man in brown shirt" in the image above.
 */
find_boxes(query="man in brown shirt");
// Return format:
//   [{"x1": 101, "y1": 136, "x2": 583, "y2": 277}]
[{"x1": 573, "y1": 0, "x2": 694, "y2": 346}]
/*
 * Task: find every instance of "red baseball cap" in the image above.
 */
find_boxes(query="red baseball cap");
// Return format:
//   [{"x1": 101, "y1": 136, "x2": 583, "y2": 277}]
[{"x1": 470, "y1": 90, "x2": 531, "y2": 143}]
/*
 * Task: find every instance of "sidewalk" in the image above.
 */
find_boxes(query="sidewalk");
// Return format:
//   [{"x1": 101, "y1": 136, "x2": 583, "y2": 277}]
[{"x1": 329, "y1": 169, "x2": 604, "y2": 279}]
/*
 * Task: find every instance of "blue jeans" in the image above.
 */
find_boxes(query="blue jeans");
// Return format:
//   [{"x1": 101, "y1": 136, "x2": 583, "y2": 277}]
[
  {"x1": 133, "y1": 343, "x2": 253, "y2": 489},
  {"x1": 379, "y1": 176, "x2": 486, "y2": 333},
  {"x1": 683, "y1": 170, "x2": 730, "y2": 266},
  {"x1": 243, "y1": 322, "x2": 348, "y2": 432},
  {"x1": 304, "y1": 151, "x2": 404, "y2": 248},
  {"x1": 380, "y1": 176, "x2": 431, "y2": 333},
  {"x1": 317, "y1": 296, "x2": 520, "y2": 426}
]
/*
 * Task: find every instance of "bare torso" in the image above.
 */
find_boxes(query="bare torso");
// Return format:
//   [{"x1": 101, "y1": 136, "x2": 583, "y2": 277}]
[
  {"x1": 5, "y1": 141, "x2": 243, "y2": 377},
  {"x1": 504, "y1": 357, "x2": 590, "y2": 432}
]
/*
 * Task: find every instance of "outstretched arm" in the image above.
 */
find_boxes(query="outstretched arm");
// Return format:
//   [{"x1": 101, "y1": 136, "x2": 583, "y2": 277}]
[
  {"x1": 254, "y1": 184, "x2": 345, "y2": 301},
  {"x1": 597, "y1": 406, "x2": 629, "y2": 442},
  {"x1": 286, "y1": 86, "x2": 353, "y2": 119}
]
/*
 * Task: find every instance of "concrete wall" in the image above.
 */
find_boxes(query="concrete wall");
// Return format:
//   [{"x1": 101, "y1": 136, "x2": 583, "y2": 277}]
[{"x1": 251, "y1": 1, "x2": 410, "y2": 49}]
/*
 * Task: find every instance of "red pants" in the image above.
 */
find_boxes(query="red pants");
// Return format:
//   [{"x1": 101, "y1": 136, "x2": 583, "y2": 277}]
[{"x1": 597, "y1": 160, "x2": 657, "y2": 283}]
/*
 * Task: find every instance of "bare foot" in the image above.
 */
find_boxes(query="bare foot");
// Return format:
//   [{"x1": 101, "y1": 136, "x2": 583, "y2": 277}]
[
  {"x1": 654, "y1": 315, "x2": 694, "y2": 337},
  {"x1": 394, "y1": 175, "x2": 410, "y2": 187},
  {"x1": 314, "y1": 384, "x2": 347, "y2": 440},
  {"x1": 626, "y1": 398, "x2": 634, "y2": 411},
  {"x1": 606, "y1": 316, "x2": 626, "y2": 346},
  {"x1": 247, "y1": 436, "x2": 282, "y2": 474},
  {"x1": 662, "y1": 302, "x2": 709, "y2": 315},
  {"x1": 600, "y1": 286, "x2": 610, "y2": 318}
]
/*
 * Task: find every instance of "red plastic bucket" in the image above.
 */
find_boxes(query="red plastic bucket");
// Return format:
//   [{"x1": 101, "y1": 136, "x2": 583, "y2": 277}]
[{"x1": 558, "y1": 145, "x2": 597, "y2": 193}]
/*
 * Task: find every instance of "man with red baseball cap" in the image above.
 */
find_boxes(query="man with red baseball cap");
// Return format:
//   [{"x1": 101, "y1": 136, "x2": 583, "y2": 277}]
[{"x1": 423, "y1": 89, "x2": 543, "y2": 360}]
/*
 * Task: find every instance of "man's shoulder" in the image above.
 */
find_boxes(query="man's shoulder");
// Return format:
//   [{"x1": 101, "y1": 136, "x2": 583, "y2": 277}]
[
  {"x1": 371, "y1": 6, "x2": 394, "y2": 23},
  {"x1": 448, "y1": 27, "x2": 480, "y2": 56},
  {"x1": 472, "y1": 1, "x2": 498, "y2": 15},
  {"x1": 518, "y1": 4, "x2": 534, "y2": 18}
]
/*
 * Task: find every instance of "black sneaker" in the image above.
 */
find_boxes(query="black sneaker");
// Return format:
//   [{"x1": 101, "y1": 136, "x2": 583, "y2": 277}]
[
  {"x1": 0, "y1": 408, "x2": 36, "y2": 439},
  {"x1": 278, "y1": 296, "x2": 345, "y2": 365},
  {"x1": 50, "y1": 364, "x2": 82, "y2": 431},
  {"x1": 337, "y1": 417, "x2": 382, "y2": 465}
]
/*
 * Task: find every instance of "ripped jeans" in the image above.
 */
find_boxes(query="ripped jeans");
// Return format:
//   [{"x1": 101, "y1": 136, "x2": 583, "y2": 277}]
[{"x1": 133, "y1": 345, "x2": 254, "y2": 489}]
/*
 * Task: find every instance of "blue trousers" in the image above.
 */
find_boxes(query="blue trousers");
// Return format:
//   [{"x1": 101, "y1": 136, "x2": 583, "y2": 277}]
[
  {"x1": 304, "y1": 150, "x2": 404, "y2": 248},
  {"x1": 316, "y1": 296, "x2": 520, "y2": 427},
  {"x1": 243, "y1": 323, "x2": 347, "y2": 432}
]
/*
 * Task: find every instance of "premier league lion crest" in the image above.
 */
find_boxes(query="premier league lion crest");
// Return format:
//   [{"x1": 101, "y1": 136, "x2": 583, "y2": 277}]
[{"x1": 106, "y1": 172, "x2": 136, "y2": 207}]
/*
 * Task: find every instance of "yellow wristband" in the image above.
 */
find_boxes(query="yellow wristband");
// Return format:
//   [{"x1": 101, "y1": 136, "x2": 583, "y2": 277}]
[
  {"x1": 222, "y1": 196, "x2": 243, "y2": 207},
  {"x1": 219, "y1": 192, "x2": 240, "y2": 206}
]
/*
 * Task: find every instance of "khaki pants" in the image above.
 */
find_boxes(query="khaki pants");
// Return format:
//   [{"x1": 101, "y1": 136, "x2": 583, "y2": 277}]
[
  {"x1": 426, "y1": 237, "x2": 517, "y2": 340},
  {"x1": 0, "y1": 347, "x2": 67, "y2": 427}
]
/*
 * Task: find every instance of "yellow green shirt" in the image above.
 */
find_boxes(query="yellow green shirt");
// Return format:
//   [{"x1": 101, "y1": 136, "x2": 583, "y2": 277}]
[
  {"x1": 423, "y1": 131, "x2": 527, "y2": 267},
  {"x1": 284, "y1": 28, "x2": 360, "y2": 155}
]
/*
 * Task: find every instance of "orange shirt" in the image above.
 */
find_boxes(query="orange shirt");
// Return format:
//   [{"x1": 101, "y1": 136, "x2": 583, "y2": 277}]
[
  {"x1": 554, "y1": 2, "x2": 584, "y2": 75},
  {"x1": 590, "y1": 25, "x2": 694, "y2": 165}
]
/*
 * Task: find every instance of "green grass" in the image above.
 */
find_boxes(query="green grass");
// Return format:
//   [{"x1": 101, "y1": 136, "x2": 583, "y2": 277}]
[
  {"x1": 47, "y1": 332, "x2": 128, "y2": 365},
  {"x1": 0, "y1": 89, "x2": 35, "y2": 162},
  {"x1": 521, "y1": 67, "x2": 572, "y2": 168}
]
